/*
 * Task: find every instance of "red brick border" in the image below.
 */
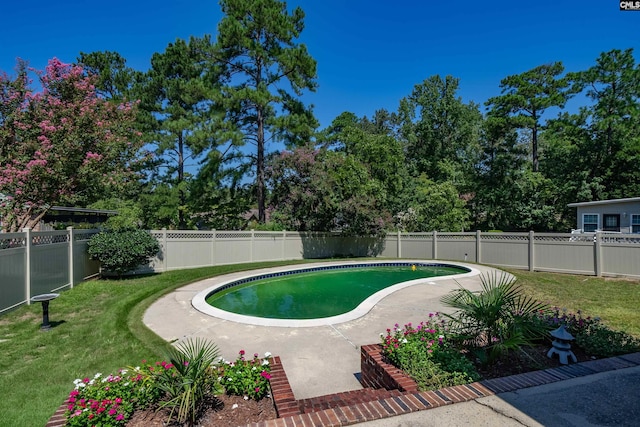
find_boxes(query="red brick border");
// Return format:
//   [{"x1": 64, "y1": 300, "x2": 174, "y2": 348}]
[{"x1": 47, "y1": 350, "x2": 640, "y2": 427}]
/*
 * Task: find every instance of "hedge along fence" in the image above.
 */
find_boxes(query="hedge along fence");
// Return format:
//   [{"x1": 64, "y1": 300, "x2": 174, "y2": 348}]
[{"x1": 3, "y1": 228, "x2": 640, "y2": 314}]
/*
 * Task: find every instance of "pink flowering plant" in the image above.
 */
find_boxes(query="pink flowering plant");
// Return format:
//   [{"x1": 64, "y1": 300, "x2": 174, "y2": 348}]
[
  {"x1": 218, "y1": 350, "x2": 273, "y2": 400},
  {"x1": 64, "y1": 361, "x2": 165, "y2": 427},
  {"x1": 381, "y1": 314, "x2": 479, "y2": 391}
]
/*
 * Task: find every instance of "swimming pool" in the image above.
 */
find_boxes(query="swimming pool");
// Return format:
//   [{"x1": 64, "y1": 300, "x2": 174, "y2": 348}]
[{"x1": 192, "y1": 261, "x2": 479, "y2": 327}]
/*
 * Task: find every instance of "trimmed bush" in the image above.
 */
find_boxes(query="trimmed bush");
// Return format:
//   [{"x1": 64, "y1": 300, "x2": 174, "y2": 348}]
[{"x1": 88, "y1": 229, "x2": 160, "y2": 277}]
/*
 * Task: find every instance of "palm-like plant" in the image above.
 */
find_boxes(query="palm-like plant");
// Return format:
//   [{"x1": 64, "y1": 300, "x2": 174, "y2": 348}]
[
  {"x1": 441, "y1": 272, "x2": 550, "y2": 365},
  {"x1": 156, "y1": 337, "x2": 222, "y2": 426}
]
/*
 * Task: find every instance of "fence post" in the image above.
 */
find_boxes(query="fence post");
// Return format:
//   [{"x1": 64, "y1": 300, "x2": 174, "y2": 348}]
[
  {"x1": 282, "y1": 230, "x2": 286, "y2": 260},
  {"x1": 68, "y1": 226, "x2": 75, "y2": 288},
  {"x1": 212, "y1": 229, "x2": 217, "y2": 266},
  {"x1": 397, "y1": 230, "x2": 402, "y2": 258},
  {"x1": 24, "y1": 228, "x2": 32, "y2": 305},
  {"x1": 594, "y1": 231, "x2": 602, "y2": 276},
  {"x1": 476, "y1": 230, "x2": 481, "y2": 263},
  {"x1": 432, "y1": 231, "x2": 438, "y2": 260},
  {"x1": 251, "y1": 229, "x2": 255, "y2": 262},
  {"x1": 162, "y1": 228, "x2": 168, "y2": 272},
  {"x1": 528, "y1": 231, "x2": 535, "y2": 272}
]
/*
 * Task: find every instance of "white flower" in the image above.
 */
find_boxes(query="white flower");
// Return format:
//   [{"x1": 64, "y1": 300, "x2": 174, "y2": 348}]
[
  {"x1": 134, "y1": 366, "x2": 140, "y2": 371},
  {"x1": 262, "y1": 359, "x2": 270, "y2": 366},
  {"x1": 264, "y1": 351, "x2": 272, "y2": 358},
  {"x1": 401, "y1": 338, "x2": 408, "y2": 344},
  {"x1": 252, "y1": 366, "x2": 257, "y2": 371},
  {"x1": 232, "y1": 404, "x2": 239, "y2": 409},
  {"x1": 120, "y1": 369, "x2": 128, "y2": 375},
  {"x1": 124, "y1": 382, "x2": 130, "y2": 387},
  {"x1": 244, "y1": 396, "x2": 249, "y2": 400},
  {"x1": 94, "y1": 373, "x2": 102, "y2": 379},
  {"x1": 379, "y1": 332, "x2": 385, "y2": 337}
]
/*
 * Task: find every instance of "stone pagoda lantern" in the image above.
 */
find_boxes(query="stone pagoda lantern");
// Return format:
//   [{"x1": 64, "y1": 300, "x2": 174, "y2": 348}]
[{"x1": 547, "y1": 325, "x2": 577, "y2": 364}]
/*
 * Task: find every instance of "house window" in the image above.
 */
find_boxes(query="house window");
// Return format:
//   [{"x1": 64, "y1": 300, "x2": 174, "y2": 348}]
[
  {"x1": 582, "y1": 214, "x2": 599, "y2": 232},
  {"x1": 632, "y1": 214, "x2": 640, "y2": 234},
  {"x1": 602, "y1": 214, "x2": 620, "y2": 232}
]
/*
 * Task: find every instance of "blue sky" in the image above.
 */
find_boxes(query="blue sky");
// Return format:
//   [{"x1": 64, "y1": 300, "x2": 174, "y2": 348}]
[{"x1": 1, "y1": 1, "x2": 639, "y2": 128}]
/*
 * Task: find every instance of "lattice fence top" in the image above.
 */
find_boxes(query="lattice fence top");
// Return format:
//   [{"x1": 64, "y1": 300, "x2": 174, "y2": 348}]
[
  {"x1": 0, "y1": 235, "x2": 25, "y2": 249},
  {"x1": 534, "y1": 233, "x2": 588, "y2": 242},
  {"x1": 436, "y1": 233, "x2": 476, "y2": 240},
  {"x1": 254, "y1": 232, "x2": 284, "y2": 239},
  {"x1": 601, "y1": 234, "x2": 640, "y2": 244},
  {"x1": 401, "y1": 233, "x2": 433, "y2": 240},
  {"x1": 74, "y1": 230, "x2": 99, "y2": 241},
  {"x1": 32, "y1": 233, "x2": 69, "y2": 246},
  {"x1": 481, "y1": 233, "x2": 529, "y2": 241},
  {"x1": 215, "y1": 232, "x2": 252, "y2": 239},
  {"x1": 165, "y1": 232, "x2": 215, "y2": 239}
]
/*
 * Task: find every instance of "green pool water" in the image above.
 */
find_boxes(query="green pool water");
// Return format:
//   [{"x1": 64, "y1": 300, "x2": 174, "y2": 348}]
[{"x1": 205, "y1": 264, "x2": 466, "y2": 319}]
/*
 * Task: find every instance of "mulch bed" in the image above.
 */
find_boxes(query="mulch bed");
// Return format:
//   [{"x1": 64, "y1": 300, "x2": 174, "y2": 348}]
[{"x1": 126, "y1": 394, "x2": 276, "y2": 427}]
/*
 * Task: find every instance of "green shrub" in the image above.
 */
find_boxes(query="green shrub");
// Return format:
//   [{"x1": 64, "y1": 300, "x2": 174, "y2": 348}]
[
  {"x1": 531, "y1": 307, "x2": 640, "y2": 358},
  {"x1": 380, "y1": 316, "x2": 479, "y2": 391},
  {"x1": 88, "y1": 229, "x2": 160, "y2": 277}
]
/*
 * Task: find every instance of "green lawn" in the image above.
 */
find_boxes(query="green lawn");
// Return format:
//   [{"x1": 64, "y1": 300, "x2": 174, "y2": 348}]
[
  {"x1": 0, "y1": 261, "x2": 638, "y2": 426},
  {"x1": 507, "y1": 269, "x2": 640, "y2": 337}
]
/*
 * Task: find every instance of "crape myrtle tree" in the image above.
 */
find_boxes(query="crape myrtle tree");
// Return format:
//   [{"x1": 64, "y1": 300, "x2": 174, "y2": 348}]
[
  {"x1": 0, "y1": 59, "x2": 143, "y2": 232},
  {"x1": 213, "y1": 0, "x2": 319, "y2": 224}
]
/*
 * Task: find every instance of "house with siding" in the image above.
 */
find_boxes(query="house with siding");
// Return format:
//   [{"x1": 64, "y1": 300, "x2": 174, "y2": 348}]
[{"x1": 568, "y1": 197, "x2": 640, "y2": 233}]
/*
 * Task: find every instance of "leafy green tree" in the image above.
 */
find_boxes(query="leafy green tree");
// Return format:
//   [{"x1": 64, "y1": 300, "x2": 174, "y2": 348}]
[
  {"x1": 470, "y1": 114, "x2": 527, "y2": 230},
  {"x1": 319, "y1": 111, "x2": 407, "y2": 215},
  {"x1": 396, "y1": 175, "x2": 469, "y2": 232},
  {"x1": 486, "y1": 62, "x2": 570, "y2": 172},
  {"x1": 187, "y1": 148, "x2": 254, "y2": 229},
  {"x1": 267, "y1": 146, "x2": 391, "y2": 236},
  {"x1": 141, "y1": 37, "x2": 221, "y2": 228},
  {"x1": 213, "y1": 0, "x2": 319, "y2": 223},
  {"x1": 540, "y1": 48, "x2": 640, "y2": 228},
  {"x1": 398, "y1": 75, "x2": 482, "y2": 184},
  {"x1": 76, "y1": 51, "x2": 138, "y2": 101},
  {"x1": 565, "y1": 49, "x2": 640, "y2": 199}
]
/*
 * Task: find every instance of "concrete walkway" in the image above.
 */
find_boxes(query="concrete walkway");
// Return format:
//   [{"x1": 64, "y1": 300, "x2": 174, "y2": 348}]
[
  {"x1": 143, "y1": 260, "x2": 494, "y2": 399},
  {"x1": 355, "y1": 363, "x2": 640, "y2": 426}
]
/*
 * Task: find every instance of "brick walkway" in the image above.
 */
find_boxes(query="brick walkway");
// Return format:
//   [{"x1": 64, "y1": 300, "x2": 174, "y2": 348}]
[{"x1": 46, "y1": 351, "x2": 640, "y2": 427}]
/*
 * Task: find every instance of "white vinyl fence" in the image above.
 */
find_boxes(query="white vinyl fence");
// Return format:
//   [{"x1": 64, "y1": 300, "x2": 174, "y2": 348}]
[
  {"x1": 2, "y1": 228, "x2": 640, "y2": 314},
  {"x1": 0, "y1": 228, "x2": 99, "y2": 314}
]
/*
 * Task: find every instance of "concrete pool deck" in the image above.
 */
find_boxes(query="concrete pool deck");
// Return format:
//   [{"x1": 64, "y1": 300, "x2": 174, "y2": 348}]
[{"x1": 143, "y1": 260, "x2": 495, "y2": 399}]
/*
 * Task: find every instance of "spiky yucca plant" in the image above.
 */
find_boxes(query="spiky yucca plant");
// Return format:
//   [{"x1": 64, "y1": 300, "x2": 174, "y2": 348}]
[{"x1": 156, "y1": 338, "x2": 221, "y2": 426}]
